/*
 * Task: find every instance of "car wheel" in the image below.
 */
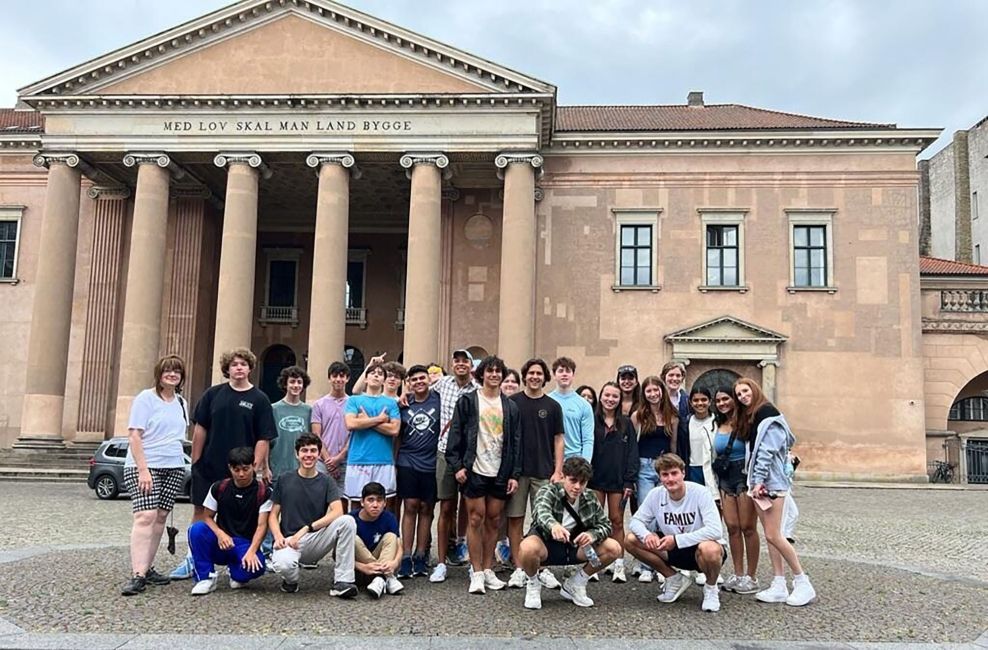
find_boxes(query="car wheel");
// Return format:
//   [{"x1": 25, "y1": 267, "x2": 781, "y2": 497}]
[{"x1": 95, "y1": 474, "x2": 119, "y2": 500}]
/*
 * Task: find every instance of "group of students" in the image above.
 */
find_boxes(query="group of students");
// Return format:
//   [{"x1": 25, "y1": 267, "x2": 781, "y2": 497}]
[{"x1": 118, "y1": 346, "x2": 815, "y2": 610}]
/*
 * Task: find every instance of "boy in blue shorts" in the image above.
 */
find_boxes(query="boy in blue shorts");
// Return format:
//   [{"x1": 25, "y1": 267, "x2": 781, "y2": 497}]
[{"x1": 344, "y1": 361, "x2": 401, "y2": 509}]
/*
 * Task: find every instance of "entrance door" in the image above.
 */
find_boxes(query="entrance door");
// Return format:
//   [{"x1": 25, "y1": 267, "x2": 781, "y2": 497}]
[{"x1": 261, "y1": 344, "x2": 297, "y2": 403}]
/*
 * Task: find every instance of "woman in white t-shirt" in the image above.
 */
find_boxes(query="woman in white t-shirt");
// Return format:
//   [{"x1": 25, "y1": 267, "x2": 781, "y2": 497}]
[{"x1": 121, "y1": 355, "x2": 190, "y2": 597}]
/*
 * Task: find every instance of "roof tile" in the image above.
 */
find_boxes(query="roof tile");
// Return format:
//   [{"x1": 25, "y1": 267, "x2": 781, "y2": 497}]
[
  {"x1": 0, "y1": 108, "x2": 44, "y2": 134},
  {"x1": 920, "y1": 256, "x2": 988, "y2": 276}
]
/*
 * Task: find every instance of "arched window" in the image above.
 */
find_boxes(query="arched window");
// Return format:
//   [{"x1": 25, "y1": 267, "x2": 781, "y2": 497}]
[
  {"x1": 260, "y1": 345, "x2": 297, "y2": 403},
  {"x1": 949, "y1": 397, "x2": 988, "y2": 422}
]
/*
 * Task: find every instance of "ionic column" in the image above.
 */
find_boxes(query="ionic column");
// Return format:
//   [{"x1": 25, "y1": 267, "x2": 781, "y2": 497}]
[
  {"x1": 305, "y1": 152, "x2": 356, "y2": 398},
  {"x1": 399, "y1": 153, "x2": 448, "y2": 366},
  {"x1": 211, "y1": 152, "x2": 268, "y2": 383},
  {"x1": 112, "y1": 153, "x2": 174, "y2": 436},
  {"x1": 495, "y1": 152, "x2": 542, "y2": 368},
  {"x1": 16, "y1": 153, "x2": 85, "y2": 448}
]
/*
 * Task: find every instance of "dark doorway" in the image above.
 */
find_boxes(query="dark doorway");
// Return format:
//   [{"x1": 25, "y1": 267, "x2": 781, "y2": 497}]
[
  {"x1": 261, "y1": 344, "x2": 297, "y2": 403},
  {"x1": 692, "y1": 368, "x2": 741, "y2": 398},
  {"x1": 344, "y1": 345, "x2": 365, "y2": 394}
]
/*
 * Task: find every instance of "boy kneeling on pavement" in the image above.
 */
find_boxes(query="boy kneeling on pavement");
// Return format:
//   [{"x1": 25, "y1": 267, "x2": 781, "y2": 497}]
[
  {"x1": 351, "y1": 481, "x2": 404, "y2": 598},
  {"x1": 188, "y1": 446, "x2": 271, "y2": 595},
  {"x1": 517, "y1": 456, "x2": 621, "y2": 609},
  {"x1": 625, "y1": 453, "x2": 727, "y2": 612}
]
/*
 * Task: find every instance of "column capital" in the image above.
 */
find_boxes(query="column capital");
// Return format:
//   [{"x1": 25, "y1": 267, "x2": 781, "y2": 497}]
[
  {"x1": 442, "y1": 186, "x2": 462, "y2": 202},
  {"x1": 306, "y1": 152, "x2": 362, "y2": 179},
  {"x1": 494, "y1": 151, "x2": 544, "y2": 170},
  {"x1": 33, "y1": 152, "x2": 81, "y2": 169},
  {"x1": 88, "y1": 185, "x2": 132, "y2": 200},
  {"x1": 758, "y1": 359, "x2": 780, "y2": 368},
  {"x1": 671, "y1": 358, "x2": 692, "y2": 367},
  {"x1": 122, "y1": 152, "x2": 171, "y2": 168},
  {"x1": 214, "y1": 151, "x2": 272, "y2": 179},
  {"x1": 399, "y1": 152, "x2": 449, "y2": 170}
]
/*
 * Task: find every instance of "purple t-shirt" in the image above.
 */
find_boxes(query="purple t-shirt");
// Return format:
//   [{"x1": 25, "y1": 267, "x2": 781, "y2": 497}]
[{"x1": 311, "y1": 394, "x2": 349, "y2": 457}]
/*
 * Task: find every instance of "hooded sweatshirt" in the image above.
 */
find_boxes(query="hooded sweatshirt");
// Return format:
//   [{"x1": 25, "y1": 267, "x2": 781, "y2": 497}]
[{"x1": 745, "y1": 404, "x2": 796, "y2": 492}]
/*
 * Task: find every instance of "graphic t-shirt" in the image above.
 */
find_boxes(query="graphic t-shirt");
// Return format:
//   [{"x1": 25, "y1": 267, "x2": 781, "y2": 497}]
[
  {"x1": 269, "y1": 400, "x2": 312, "y2": 477},
  {"x1": 473, "y1": 392, "x2": 504, "y2": 477},
  {"x1": 344, "y1": 393, "x2": 400, "y2": 465},
  {"x1": 311, "y1": 394, "x2": 349, "y2": 457},
  {"x1": 349, "y1": 508, "x2": 400, "y2": 550},
  {"x1": 125, "y1": 388, "x2": 188, "y2": 468},
  {"x1": 397, "y1": 391, "x2": 441, "y2": 472},
  {"x1": 193, "y1": 383, "x2": 277, "y2": 480},
  {"x1": 511, "y1": 393, "x2": 563, "y2": 479},
  {"x1": 273, "y1": 470, "x2": 341, "y2": 537},
  {"x1": 203, "y1": 478, "x2": 273, "y2": 540}
]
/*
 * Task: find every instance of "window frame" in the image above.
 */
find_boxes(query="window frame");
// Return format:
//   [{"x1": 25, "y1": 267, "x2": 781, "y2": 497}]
[
  {"x1": 611, "y1": 208, "x2": 662, "y2": 292},
  {"x1": 346, "y1": 248, "x2": 370, "y2": 328},
  {"x1": 786, "y1": 209, "x2": 837, "y2": 294},
  {"x1": 698, "y1": 209, "x2": 747, "y2": 293},
  {"x1": 0, "y1": 205, "x2": 25, "y2": 284},
  {"x1": 949, "y1": 396, "x2": 988, "y2": 422},
  {"x1": 259, "y1": 247, "x2": 302, "y2": 326}
]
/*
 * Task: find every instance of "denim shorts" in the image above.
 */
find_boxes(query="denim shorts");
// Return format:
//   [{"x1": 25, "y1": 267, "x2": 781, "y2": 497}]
[{"x1": 717, "y1": 459, "x2": 747, "y2": 497}]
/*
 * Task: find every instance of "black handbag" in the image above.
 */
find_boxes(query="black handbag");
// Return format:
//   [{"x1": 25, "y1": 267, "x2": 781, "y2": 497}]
[{"x1": 712, "y1": 428, "x2": 738, "y2": 479}]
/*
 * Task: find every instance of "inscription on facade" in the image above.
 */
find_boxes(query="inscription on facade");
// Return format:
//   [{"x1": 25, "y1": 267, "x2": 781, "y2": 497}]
[{"x1": 161, "y1": 119, "x2": 413, "y2": 133}]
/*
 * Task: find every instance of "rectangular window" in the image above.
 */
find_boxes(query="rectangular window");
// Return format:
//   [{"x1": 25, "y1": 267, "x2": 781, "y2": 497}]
[
  {"x1": 267, "y1": 260, "x2": 297, "y2": 307},
  {"x1": 619, "y1": 224, "x2": 653, "y2": 286},
  {"x1": 705, "y1": 225, "x2": 739, "y2": 286},
  {"x1": 346, "y1": 260, "x2": 365, "y2": 308},
  {"x1": 0, "y1": 206, "x2": 24, "y2": 282},
  {"x1": 793, "y1": 225, "x2": 828, "y2": 287},
  {"x1": 259, "y1": 248, "x2": 302, "y2": 325}
]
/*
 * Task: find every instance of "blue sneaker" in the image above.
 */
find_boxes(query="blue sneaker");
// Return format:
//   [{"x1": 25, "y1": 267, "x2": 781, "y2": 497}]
[
  {"x1": 452, "y1": 538, "x2": 469, "y2": 565},
  {"x1": 169, "y1": 555, "x2": 193, "y2": 581},
  {"x1": 397, "y1": 555, "x2": 413, "y2": 579},
  {"x1": 495, "y1": 538, "x2": 512, "y2": 565},
  {"x1": 412, "y1": 554, "x2": 429, "y2": 577}
]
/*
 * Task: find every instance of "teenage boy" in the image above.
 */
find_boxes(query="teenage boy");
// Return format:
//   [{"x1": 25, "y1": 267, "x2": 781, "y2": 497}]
[
  {"x1": 351, "y1": 481, "x2": 404, "y2": 598},
  {"x1": 311, "y1": 361, "x2": 351, "y2": 491},
  {"x1": 517, "y1": 457, "x2": 621, "y2": 610},
  {"x1": 173, "y1": 347, "x2": 277, "y2": 580},
  {"x1": 506, "y1": 358, "x2": 564, "y2": 590},
  {"x1": 187, "y1": 447, "x2": 271, "y2": 595},
  {"x1": 396, "y1": 364, "x2": 441, "y2": 578},
  {"x1": 269, "y1": 433, "x2": 358, "y2": 597},
  {"x1": 383, "y1": 361, "x2": 406, "y2": 399},
  {"x1": 445, "y1": 355, "x2": 522, "y2": 595},
  {"x1": 626, "y1": 453, "x2": 726, "y2": 612},
  {"x1": 429, "y1": 348, "x2": 479, "y2": 582},
  {"x1": 344, "y1": 362, "x2": 400, "y2": 507},
  {"x1": 269, "y1": 366, "x2": 312, "y2": 479},
  {"x1": 548, "y1": 357, "x2": 594, "y2": 462}
]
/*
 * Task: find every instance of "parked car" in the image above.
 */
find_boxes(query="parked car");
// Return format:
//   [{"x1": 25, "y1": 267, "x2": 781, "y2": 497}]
[{"x1": 87, "y1": 437, "x2": 193, "y2": 500}]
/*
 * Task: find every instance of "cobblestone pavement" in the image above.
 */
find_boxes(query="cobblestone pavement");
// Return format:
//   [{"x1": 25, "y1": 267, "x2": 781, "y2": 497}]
[{"x1": 0, "y1": 482, "x2": 984, "y2": 645}]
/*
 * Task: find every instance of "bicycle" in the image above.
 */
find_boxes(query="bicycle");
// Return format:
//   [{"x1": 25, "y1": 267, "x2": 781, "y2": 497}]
[{"x1": 930, "y1": 460, "x2": 954, "y2": 484}]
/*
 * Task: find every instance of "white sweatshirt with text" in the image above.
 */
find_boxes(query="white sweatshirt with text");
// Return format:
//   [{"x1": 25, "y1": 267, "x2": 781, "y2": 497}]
[{"x1": 628, "y1": 481, "x2": 723, "y2": 549}]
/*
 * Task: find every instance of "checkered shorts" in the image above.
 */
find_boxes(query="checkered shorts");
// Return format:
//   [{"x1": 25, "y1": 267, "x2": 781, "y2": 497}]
[{"x1": 123, "y1": 466, "x2": 185, "y2": 513}]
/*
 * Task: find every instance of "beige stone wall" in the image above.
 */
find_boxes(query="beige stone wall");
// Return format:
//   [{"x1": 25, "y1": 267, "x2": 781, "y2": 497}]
[{"x1": 529, "y1": 150, "x2": 927, "y2": 479}]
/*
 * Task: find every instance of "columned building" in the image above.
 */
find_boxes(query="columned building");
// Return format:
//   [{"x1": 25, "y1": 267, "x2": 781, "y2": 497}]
[{"x1": 0, "y1": 0, "x2": 945, "y2": 480}]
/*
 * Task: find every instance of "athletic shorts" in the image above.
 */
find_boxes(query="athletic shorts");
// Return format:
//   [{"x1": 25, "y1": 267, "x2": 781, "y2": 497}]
[
  {"x1": 461, "y1": 471, "x2": 508, "y2": 500},
  {"x1": 396, "y1": 465, "x2": 437, "y2": 504},
  {"x1": 435, "y1": 454, "x2": 459, "y2": 501},
  {"x1": 528, "y1": 534, "x2": 583, "y2": 566},
  {"x1": 124, "y1": 466, "x2": 185, "y2": 513},
  {"x1": 191, "y1": 463, "x2": 222, "y2": 507},
  {"x1": 344, "y1": 464, "x2": 397, "y2": 500},
  {"x1": 665, "y1": 542, "x2": 727, "y2": 572},
  {"x1": 506, "y1": 476, "x2": 547, "y2": 518}
]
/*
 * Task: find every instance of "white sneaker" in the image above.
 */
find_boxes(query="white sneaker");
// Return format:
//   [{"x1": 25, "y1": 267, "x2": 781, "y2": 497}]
[
  {"x1": 429, "y1": 563, "x2": 448, "y2": 583},
  {"x1": 701, "y1": 584, "x2": 721, "y2": 612},
  {"x1": 538, "y1": 567, "x2": 561, "y2": 589},
  {"x1": 508, "y1": 567, "x2": 528, "y2": 588},
  {"x1": 385, "y1": 575, "x2": 404, "y2": 595},
  {"x1": 367, "y1": 576, "x2": 386, "y2": 599},
  {"x1": 483, "y1": 569, "x2": 506, "y2": 591},
  {"x1": 657, "y1": 573, "x2": 690, "y2": 603},
  {"x1": 468, "y1": 571, "x2": 486, "y2": 594},
  {"x1": 639, "y1": 569, "x2": 654, "y2": 583},
  {"x1": 191, "y1": 573, "x2": 217, "y2": 596},
  {"x1": 786, "y1": 576, "x2": 816, "y2": 607},
  {"x1": 588, "y1": 572, "x2": 599, "y2": 582},
  {"x1": 560, "y1": 576, "x2": 594, "y2": 607},
  {"x1": 524, "y1": 577, "x2": 543, "y2": 610},
  {"x1": 229, "y1": 577, "x2": 246, "y2": 590},
  {"x1": 630, "y1": 559, "x2": 642, "y2": 576},
  {"x1": 756, "y1": 578, "x2": 789, "y2": 603},
  {"x1": 736, "y1": 575, "x2": 760, "y2": 595},
  {"x1": 612, "y1": 563, "x2": 627, "y2": 583},
  {"x1": 721, "y1": 574, "x2": 741, "y2": 592}
]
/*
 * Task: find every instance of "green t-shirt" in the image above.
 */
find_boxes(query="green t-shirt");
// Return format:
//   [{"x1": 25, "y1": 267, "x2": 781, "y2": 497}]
[{"x1": 270, "y1": 400, "x2": 312, "y2": 477}]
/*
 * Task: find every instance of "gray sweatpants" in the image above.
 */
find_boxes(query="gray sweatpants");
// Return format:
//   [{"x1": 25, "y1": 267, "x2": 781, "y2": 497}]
[{"x1": 271, "y1": 516, "x2": 356, "y2": 585}]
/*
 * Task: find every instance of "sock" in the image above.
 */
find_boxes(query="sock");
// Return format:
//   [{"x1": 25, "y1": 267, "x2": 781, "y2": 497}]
[
  {"x1": 614, "y1": 558, "x2": 624, "y2": 568},
  {"x1": 572, "y1": 568, "x2": 590, "y2": 586},
  {"x1": 772, "y1": 575, "x2": 787, "y2": 586},
  {"x1": 793, "y1": 573, "x2": 809, "y2": 584}
]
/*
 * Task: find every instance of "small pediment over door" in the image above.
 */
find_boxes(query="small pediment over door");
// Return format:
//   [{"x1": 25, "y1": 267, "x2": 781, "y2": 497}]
[{"x1": 665, "y1": 316, "x2": 787, "y2": 362}]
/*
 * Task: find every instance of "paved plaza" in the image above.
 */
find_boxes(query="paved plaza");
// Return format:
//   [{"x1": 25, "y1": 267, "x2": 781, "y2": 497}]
[{"x1": 0, "y1": 482, "x2": 985, "y2": 648}]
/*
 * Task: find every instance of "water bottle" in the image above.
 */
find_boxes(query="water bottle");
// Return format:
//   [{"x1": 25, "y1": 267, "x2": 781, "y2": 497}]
[{"x1": 582, "y1": 544, "x2": 601, "y2": 568}]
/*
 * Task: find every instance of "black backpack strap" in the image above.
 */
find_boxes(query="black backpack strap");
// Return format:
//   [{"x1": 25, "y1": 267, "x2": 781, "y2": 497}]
[{"x1": 561, "y1": 498, "x2": 588, "y2": 541}]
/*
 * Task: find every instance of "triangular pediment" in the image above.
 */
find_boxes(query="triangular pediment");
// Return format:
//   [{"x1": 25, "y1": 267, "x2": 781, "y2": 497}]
[
  {"x1": 18, "y1": 0, "x2": 555, "y2": 99},
  {"x1": 666, "y1": 316, "x2": 787, "y2": 343}
]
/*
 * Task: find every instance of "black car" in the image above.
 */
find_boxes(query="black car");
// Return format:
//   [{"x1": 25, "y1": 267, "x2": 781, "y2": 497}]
[{"x1": 86, "y1": 437, "x2": 193, "y2": 500}]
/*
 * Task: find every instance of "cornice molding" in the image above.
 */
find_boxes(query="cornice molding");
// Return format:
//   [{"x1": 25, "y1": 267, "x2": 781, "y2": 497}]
[
  {"x1": 922, "y1": 319, "x2": 988, "y2": 333},
  {"x1": 214, "y1": 151, "x2": 272, "y2": 179}
]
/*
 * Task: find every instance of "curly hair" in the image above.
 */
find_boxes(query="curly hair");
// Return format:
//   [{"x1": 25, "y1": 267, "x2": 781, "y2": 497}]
[{"x1": 219, "y1": 348, "x2": 257, "y2": 379}]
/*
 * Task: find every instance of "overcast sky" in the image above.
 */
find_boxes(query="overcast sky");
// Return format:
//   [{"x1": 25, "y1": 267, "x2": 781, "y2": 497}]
[{"x1": 1, "y1": 0, "x2": 985, "y2": 157}]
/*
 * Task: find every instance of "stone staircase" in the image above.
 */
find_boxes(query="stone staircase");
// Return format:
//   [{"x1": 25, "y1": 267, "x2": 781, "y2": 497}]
[{"x1": 0, "y1": 443, "x2": 99, "y2": 481}]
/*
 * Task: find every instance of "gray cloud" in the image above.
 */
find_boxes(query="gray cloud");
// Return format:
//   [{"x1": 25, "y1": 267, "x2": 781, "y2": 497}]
[{"x1": 2, "y1": 0, "x2": 985, "y2": 156}]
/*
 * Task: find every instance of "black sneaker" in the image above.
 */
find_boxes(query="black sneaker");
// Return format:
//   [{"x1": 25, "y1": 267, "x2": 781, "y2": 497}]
[
  {"x1": 330, "y1": 581, "x2": 357, "y2": 598},
  {"x1": 145, "y1": 567, "x2": 171, "y2": 586},
  {"x1": 121, "y1": 575, "x2": 147, "y2": 596},
  {"x1": 280, "y1": 580, "x2": 299, "y2": 594}
]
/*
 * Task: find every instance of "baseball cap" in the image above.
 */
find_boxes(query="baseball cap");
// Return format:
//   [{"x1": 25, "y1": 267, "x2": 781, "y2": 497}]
[
  {"x1": 451, "y1": 349, "x2": 474, "y2": 362},
  {"x1": 616, "y1": 365, "x2": 638, "y2": 377}
]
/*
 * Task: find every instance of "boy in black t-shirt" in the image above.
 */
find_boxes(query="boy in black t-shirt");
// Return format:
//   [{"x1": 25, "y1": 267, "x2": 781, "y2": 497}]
[{"x1": 187, "y1": 447, "x2": 272, "y2": 596}]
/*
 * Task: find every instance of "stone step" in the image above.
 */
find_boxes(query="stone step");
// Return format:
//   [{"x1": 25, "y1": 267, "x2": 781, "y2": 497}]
[{"x1": 0, "y1": 467, "x2": 89, "y2": 481}]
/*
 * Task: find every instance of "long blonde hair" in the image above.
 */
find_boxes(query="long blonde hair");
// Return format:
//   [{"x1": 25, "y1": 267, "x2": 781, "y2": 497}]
[{"x1": 634, "y1": 375, "x2": 678, "y2": 439}]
